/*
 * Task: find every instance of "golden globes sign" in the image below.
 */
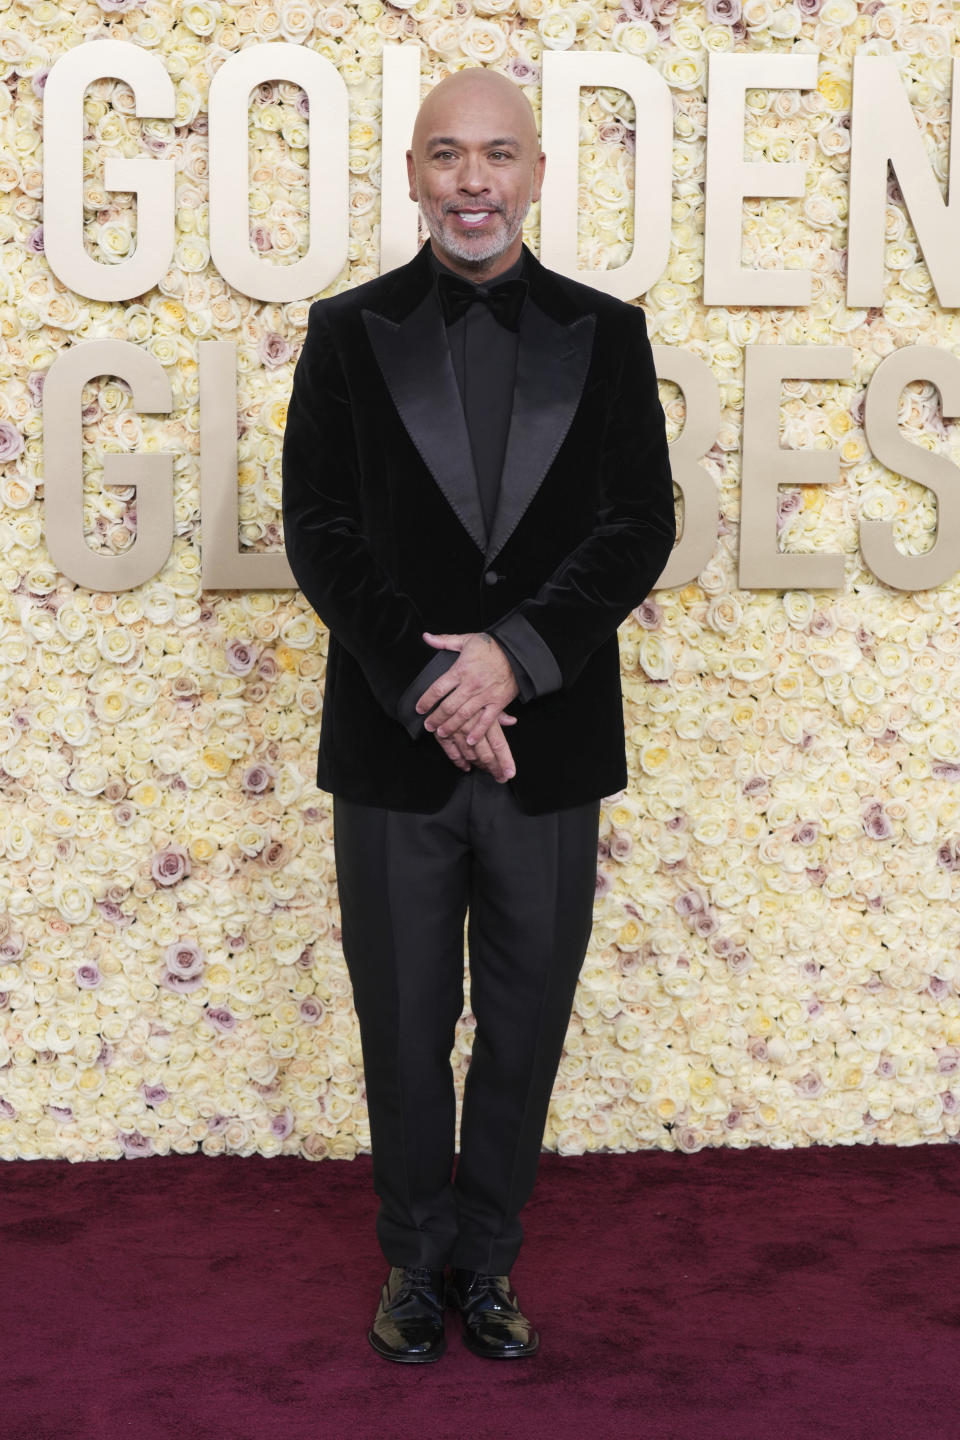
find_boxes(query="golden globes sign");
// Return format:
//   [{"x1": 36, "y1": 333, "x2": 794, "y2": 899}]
[{"x1": 37, "y1": 39, "x2": 960, "y2": 594}]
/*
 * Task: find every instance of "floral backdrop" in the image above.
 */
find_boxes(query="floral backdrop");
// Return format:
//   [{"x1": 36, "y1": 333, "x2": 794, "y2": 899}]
[{"x1": 2, "y1": 0, "x2": 960, "y2": 1163}]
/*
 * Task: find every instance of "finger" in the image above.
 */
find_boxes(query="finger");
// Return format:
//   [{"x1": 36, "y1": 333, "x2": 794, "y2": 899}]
[
  {"x1": 423, "y1": 632, "x2": 467, "y2": 651},
  {"x1": 465, "y1": 703, "x2": 501, "y2": 747},
  {"x1": 472, "y1": 733, "x2": 503, "y2": 781},
  {"x1": 430, "y1": 695, "x2": 483, "y2": 736},
  {"x1": 416, "y1": 670, "x2": 461, "y2": 717},
  {"x1": 438, "y1": 728, "x2": 477, "y2": 765},
  {"x1": 435, "y1": 733, "x2": 471, "y2": 771},
  {"x1": 485, "y1": 725, "x2": 515, "y2": 780},
  {"x1": 432, "y1": 684, "x2": 504, "y2": 736},
  {"x1": 498, "y1": 711, "x2": 517, "y2": 726},
  {"x1": 477, "y1": 729, "x2": 515, "y2": 783}
]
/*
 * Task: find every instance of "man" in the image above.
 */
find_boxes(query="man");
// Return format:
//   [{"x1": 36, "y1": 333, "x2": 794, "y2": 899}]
[{"x1": 281, "y1": 67, "x2": 675, "y2": 1363}]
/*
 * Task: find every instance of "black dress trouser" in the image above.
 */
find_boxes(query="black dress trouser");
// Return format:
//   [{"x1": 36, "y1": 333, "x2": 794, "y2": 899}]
[{"x1": 333, "y1": 769, "x2": 601, "y2": 1274}]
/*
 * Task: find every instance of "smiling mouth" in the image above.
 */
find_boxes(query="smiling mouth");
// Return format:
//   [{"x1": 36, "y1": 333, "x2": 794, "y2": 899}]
[{"x1": 451, "y1": 210, "x2": 495, "y2": 227}]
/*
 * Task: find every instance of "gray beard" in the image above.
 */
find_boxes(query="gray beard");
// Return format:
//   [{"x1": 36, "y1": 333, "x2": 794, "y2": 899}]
[{"x1": 418, "y1": 199, "x2": 529, "y2": 269}]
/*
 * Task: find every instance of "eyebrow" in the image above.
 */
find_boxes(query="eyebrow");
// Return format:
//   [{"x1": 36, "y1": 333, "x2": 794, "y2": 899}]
[{"x1": 426, "y1": 135, "x2": 521, "y2": 149}]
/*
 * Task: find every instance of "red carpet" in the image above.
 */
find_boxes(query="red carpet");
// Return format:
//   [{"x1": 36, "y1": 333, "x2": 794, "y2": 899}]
[{"x1": 3, "y1": 1144, "x2": 960, "y2": 1440}]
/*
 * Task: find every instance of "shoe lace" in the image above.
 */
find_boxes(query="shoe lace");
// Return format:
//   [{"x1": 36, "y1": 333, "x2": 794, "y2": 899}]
[
  {"x1": 397, "y1": 1266, "x2": 442, "y2": 1306},
  {"x1": 466, "y1": 1272, "x2": 494, "y2": 1290},
  {"x1": 457, "y1": 1271, "x2": 512, "y2": 1307}
]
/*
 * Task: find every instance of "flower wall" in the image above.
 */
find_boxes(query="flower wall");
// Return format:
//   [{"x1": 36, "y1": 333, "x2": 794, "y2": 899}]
[{"x1": 2, "y1": 0, "x2": 960, "y2": 1162}]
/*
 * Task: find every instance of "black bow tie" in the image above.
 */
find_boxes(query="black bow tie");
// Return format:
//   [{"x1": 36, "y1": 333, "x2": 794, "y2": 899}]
[{"x1": 436, "y1": 272, "x2": 528, "y2": 332}]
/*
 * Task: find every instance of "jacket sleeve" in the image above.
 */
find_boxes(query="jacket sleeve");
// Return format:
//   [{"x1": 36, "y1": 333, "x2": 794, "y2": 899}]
[
  {"x1": 487, "y1": 304, "x2": 675, "y2": 695},
  {"x1": 281, "y1": 301, "x2": 438, "y2": 723}
]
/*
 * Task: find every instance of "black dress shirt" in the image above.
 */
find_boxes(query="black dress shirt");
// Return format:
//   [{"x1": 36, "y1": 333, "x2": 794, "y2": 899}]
[
  {"x1": 434, "y1": 249, "x2": 523, "y2": 540},
  {"x1": 396, "y1": 248, "x2": 542, "y2": 733}
]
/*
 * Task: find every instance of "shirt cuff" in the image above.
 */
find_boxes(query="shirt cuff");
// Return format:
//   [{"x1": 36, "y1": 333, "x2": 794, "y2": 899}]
[
  {"x1": 487, "y1": 614, "x2": 562, "y2": 701},
  {"x1": 396, "y1": 650, "x2": 459, "y2": 739}
]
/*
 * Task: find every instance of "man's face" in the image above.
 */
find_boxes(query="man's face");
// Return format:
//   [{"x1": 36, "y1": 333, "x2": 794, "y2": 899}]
[{"x1": 407, "y1": 83, "x2": 545, "y2": 276}]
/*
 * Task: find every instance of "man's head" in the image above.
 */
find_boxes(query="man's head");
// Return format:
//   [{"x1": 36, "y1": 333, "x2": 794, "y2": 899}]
[{"x1": 407, "y1": 68, "x2": 546, "y2": 281}]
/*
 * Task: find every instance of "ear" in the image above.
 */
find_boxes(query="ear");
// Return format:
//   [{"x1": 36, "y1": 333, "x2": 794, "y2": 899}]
[
  {"x1": 531, "y1": 150, "x2": 546, "y2": 206},
  {"x1": 407, "y1": 149, "x2": 419, "y2": 203}
]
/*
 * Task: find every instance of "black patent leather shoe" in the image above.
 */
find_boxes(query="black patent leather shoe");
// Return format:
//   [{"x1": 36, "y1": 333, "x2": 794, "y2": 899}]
[
  {"x1": 447, "y1": 1269, "x2": 539, "y2": 1359},
  {"x1": 368, "y1": 1266, "x2": 447, "y2": 1363}
]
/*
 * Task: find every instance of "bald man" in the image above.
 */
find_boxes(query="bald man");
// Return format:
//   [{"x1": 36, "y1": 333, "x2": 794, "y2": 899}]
[{"x1": 282, "y1": 68, "x2": 675, "y2": 1362}]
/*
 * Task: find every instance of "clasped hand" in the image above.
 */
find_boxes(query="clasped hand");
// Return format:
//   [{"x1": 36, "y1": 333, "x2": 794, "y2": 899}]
[{"x1": 415, "y1": 631, "x2": 519, "y2": 783}]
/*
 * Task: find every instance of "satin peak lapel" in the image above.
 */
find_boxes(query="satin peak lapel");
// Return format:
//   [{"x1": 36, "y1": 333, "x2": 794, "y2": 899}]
[
  {"x1": 485, "y1": 302, "x2": 596, "y2": 565},
  {"x1": 362, "y1": 293, "x2": 487, "y2": 554}
]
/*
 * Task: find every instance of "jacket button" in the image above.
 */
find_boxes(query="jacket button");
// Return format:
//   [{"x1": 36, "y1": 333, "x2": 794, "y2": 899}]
[{"x1": 484, "y1": 570, "x2": 500, "y2": 586}]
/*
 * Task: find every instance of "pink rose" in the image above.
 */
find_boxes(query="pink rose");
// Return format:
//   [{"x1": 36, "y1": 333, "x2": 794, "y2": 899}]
[
  {"x1": 706, "y1": 0, "x2": 741, "y2": 22},
  {"x1": 271, "y1": 1107, "x2": 295, "y2": 1139},
  {"x1": 206, "y1": 1007, "x2": 237, "y2": 1033},
  {"x1": 0, "y1": 422, "x2": 24, "y2": 463},
  {"x1": 226, "y1": 638, "x2": 258, "y2": 675},
  {"x1": 119, "y1": 1131, "x2": 154, "y2": 1157},
  {"x1": 151, "y1": 846, "x2": 190, "y2": 886},
  {"x1": 242, "y1": 763, "x2": 275, "y2": 795},
  {"x1": 776, "y1": 490, "x2": 802, "y2": 532},
  {"x1": 261, "y1": 839, "x2": 288, "y2": 869},
  {"x1": 0, "y1": 932, "x2": 25, "y2": 963},
  {"x1": 674, "y1": 889, "x2": 705, "y2": 918},
  {"x1": 164, "y1": 939, "x2": 206, "y2": 980},
  {"x1": 258, "y1": 332, "x2": 295, "y2": 369},
  {"x1": 862, "y1": 802, "x2": 894, "y2": 841},
  {"x1": 506, "y1": 57, "x2": 540, "y2": 84}
]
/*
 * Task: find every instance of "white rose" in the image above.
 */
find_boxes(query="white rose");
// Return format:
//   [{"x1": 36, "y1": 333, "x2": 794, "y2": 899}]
[
  {"x1": 538, "y1": 10, "x2": 576, "y2": 49},
  {"x1": 181, "y1": 1, "x2": 222, "y2": 37}
]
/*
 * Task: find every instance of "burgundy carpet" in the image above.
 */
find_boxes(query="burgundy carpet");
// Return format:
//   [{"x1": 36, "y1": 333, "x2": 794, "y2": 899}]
[{"x1": 3, "y1": 1145, "x2": 960, "y2": 1440}]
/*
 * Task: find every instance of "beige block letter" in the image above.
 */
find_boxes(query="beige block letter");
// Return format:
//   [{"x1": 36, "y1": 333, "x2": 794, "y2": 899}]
[
  {"x1": 848, "y1": 57, "x2": 960, "y2": 309},
  {"x1": 740, "y1": 345, "x2": 851, "y2": 590},
  {"x1": 651, "y1": 346, "x2": 721, "y2": 589},
  {"x1": 209, "y1": 44, "x2": 348, "y2": 302},
  {"x1": 540, "y1": 51, "x2": 672, "y2": 302},
  {"x1": 43, "y1": 40, "x2": 175, "y2": 301},
  {"x1": 199, "y1": 341, "x2": 295, "y2": 590},
  {"x1": 862, "y1": 345, "x2": 960, "y2": 590},
  {"x1": 43, "y1": 340, "x2": 173, "y2": 591},
  {"x1": 704, "y1": 53, "x2": 817, "y2": 307}
]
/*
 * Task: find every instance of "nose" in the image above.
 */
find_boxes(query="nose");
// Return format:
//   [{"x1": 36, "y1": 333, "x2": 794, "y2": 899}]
[{"x1": 458, "y1": 155, "x2": 489, "y2": 195}]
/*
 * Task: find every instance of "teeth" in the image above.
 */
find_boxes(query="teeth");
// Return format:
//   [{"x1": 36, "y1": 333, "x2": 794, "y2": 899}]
[{"x1": 457, "y1": 212, "x2": 490, "y2": 225}]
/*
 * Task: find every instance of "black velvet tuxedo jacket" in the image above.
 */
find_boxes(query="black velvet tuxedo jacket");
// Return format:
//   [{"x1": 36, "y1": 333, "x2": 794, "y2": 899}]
[{"x1": 281, "y1": 242, "x2": 676, "y2": 816}]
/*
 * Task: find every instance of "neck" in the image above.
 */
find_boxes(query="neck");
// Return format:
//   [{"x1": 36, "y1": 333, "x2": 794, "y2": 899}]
[{"x1": 428, "y1": 236, "x2": 524, "y2": 284}]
